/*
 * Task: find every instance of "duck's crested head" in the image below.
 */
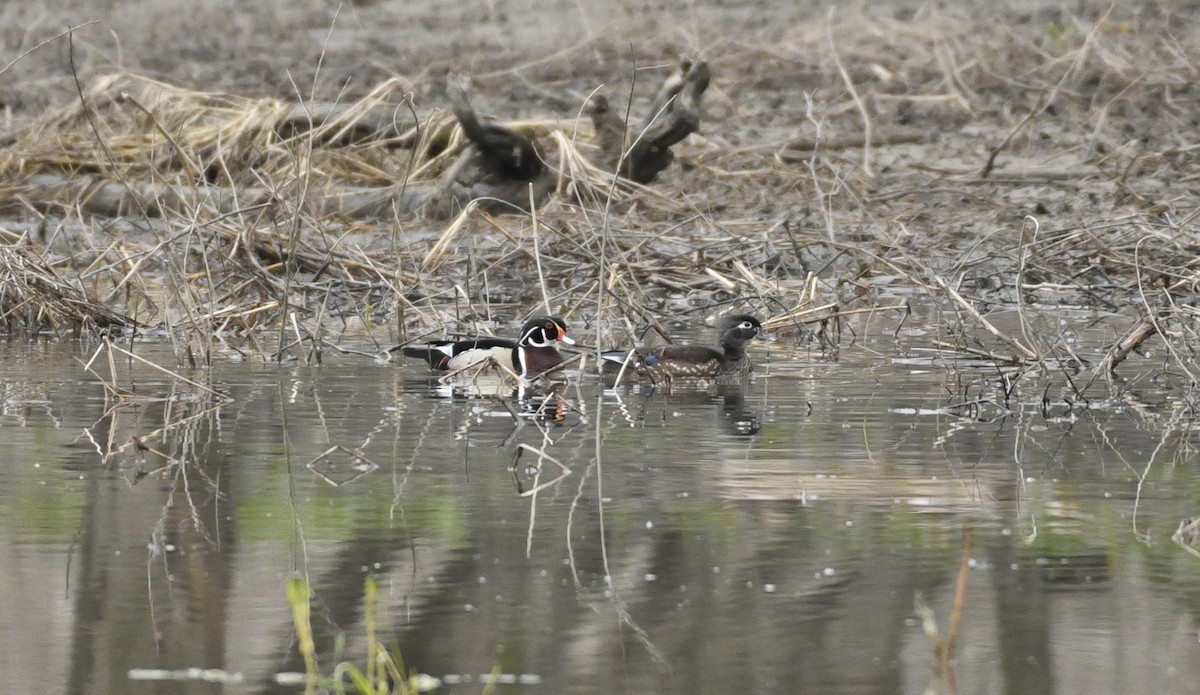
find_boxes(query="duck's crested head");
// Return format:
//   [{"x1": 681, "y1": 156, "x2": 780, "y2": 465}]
[
  {"x1": 716, "y1": 314, "x2": 762, "y2": 343},
  {"x1": 520, "y1": 316, "x2": 575, "y2": 347}
]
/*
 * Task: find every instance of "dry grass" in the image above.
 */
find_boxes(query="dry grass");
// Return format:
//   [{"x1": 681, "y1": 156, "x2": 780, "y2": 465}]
[{"x1": 0, "y1": 1, "x2": 1198, "y2": 400}]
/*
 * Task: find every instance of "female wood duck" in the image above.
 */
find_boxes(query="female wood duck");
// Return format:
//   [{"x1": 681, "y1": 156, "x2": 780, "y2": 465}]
[
  {"x1": 399, "y1": 316, "x2": 575, "y2": 378},
  {"x1": 602, "y1": 314, "x2": 763, "y2": 379}
]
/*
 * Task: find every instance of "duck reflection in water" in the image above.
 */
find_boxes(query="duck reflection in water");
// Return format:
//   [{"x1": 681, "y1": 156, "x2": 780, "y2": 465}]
[
  {"x1": 413, "y1": 374, "x2": 574, "y2": 430},
  {"x1": 612, "y1": 382, "x2": 763, "y2": 437},
  {"x1": 718, "y1": 389, "x2": 761, "y2": 436}
]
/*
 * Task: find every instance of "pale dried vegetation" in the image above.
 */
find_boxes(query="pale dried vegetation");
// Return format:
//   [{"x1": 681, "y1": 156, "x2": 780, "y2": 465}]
[{"x1": 0, "y1": 1, "x2": 1198, "y2": 400}]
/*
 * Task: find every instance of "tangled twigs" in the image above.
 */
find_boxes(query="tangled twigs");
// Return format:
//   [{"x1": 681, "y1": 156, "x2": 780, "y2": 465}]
[{"x1": 934, "y1": 275, "x2": 1038, "y2": 363}]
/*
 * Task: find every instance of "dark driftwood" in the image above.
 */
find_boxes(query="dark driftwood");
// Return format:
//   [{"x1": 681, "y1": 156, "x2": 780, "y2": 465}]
[
  {"x1": 448, "y1": 80, "x2": 542, "y2": 180},
  {"x1": 576, "y1": 57, "x2": 713, "y2": 184},
  {"x1": 622, "y1": 58, "x2": 710, "y2": 184},
  {"x1": 15, "y1": 63, "x2": 712, "y2": 223},
  {"x1": 586, "y1": 93, "x2": 626, "y2": 171},
  {"x1": 425, "y1": 77, "x2": 557, "y2": 218},
  {"x1": 423, "y1": 148, "x2": 556, "y2": 219}
]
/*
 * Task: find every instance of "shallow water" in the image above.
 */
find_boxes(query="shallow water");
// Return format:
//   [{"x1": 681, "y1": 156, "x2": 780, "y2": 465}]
[{"x1": 2, "y1": 321, "x2": 1200, "y2": 695}]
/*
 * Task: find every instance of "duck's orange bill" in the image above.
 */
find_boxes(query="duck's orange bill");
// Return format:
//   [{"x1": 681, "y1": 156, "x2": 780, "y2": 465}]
[{"x1": 558, "y1": 327, "x2": 576, "y2": 345}]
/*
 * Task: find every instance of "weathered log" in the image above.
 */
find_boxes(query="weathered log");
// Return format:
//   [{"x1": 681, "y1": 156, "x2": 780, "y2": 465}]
[
  {"x1": 586, "y1": 93, "x2": 627, "y2": 171},
  {"x1": 272, "y1": 103, "x2": 453, "y2": 150},
  {"x1": 447, "y1": 77, "x2": 543, "y2": 181},
  {"x1": 21, "y1": 174, "x2": 434, "y2": 220},
  {"x1": 638, "y1": 57, "x2": 694, "y2": 136},
  {"x1": 423, "y1": 148, "x2": 556, "y2": 218},
  {"x1": 425, "y1": 77, "x2": 556, "y2": 217},
  {"x1": 623, "y1": 58, "x2": 709, "y2": 184}
]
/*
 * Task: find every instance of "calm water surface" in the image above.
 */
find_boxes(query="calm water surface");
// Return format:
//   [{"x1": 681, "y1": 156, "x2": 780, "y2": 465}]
[{"x1": 2, "y1": 321, "x2": 1200, "y2": 695}]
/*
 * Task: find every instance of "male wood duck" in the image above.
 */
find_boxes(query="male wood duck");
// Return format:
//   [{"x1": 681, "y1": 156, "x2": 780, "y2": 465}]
[
  {"x1": 399, "y1": 316, "x2": 575, "y2": 378},
  {"x1": 602, "y1": 314, "x2": 763, "y2": 379}
]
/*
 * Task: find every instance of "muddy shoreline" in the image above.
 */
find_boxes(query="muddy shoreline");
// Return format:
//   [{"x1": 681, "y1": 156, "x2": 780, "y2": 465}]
[{"x1": 0, "y1": 1, "x2": 1196, "y2": 396}]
